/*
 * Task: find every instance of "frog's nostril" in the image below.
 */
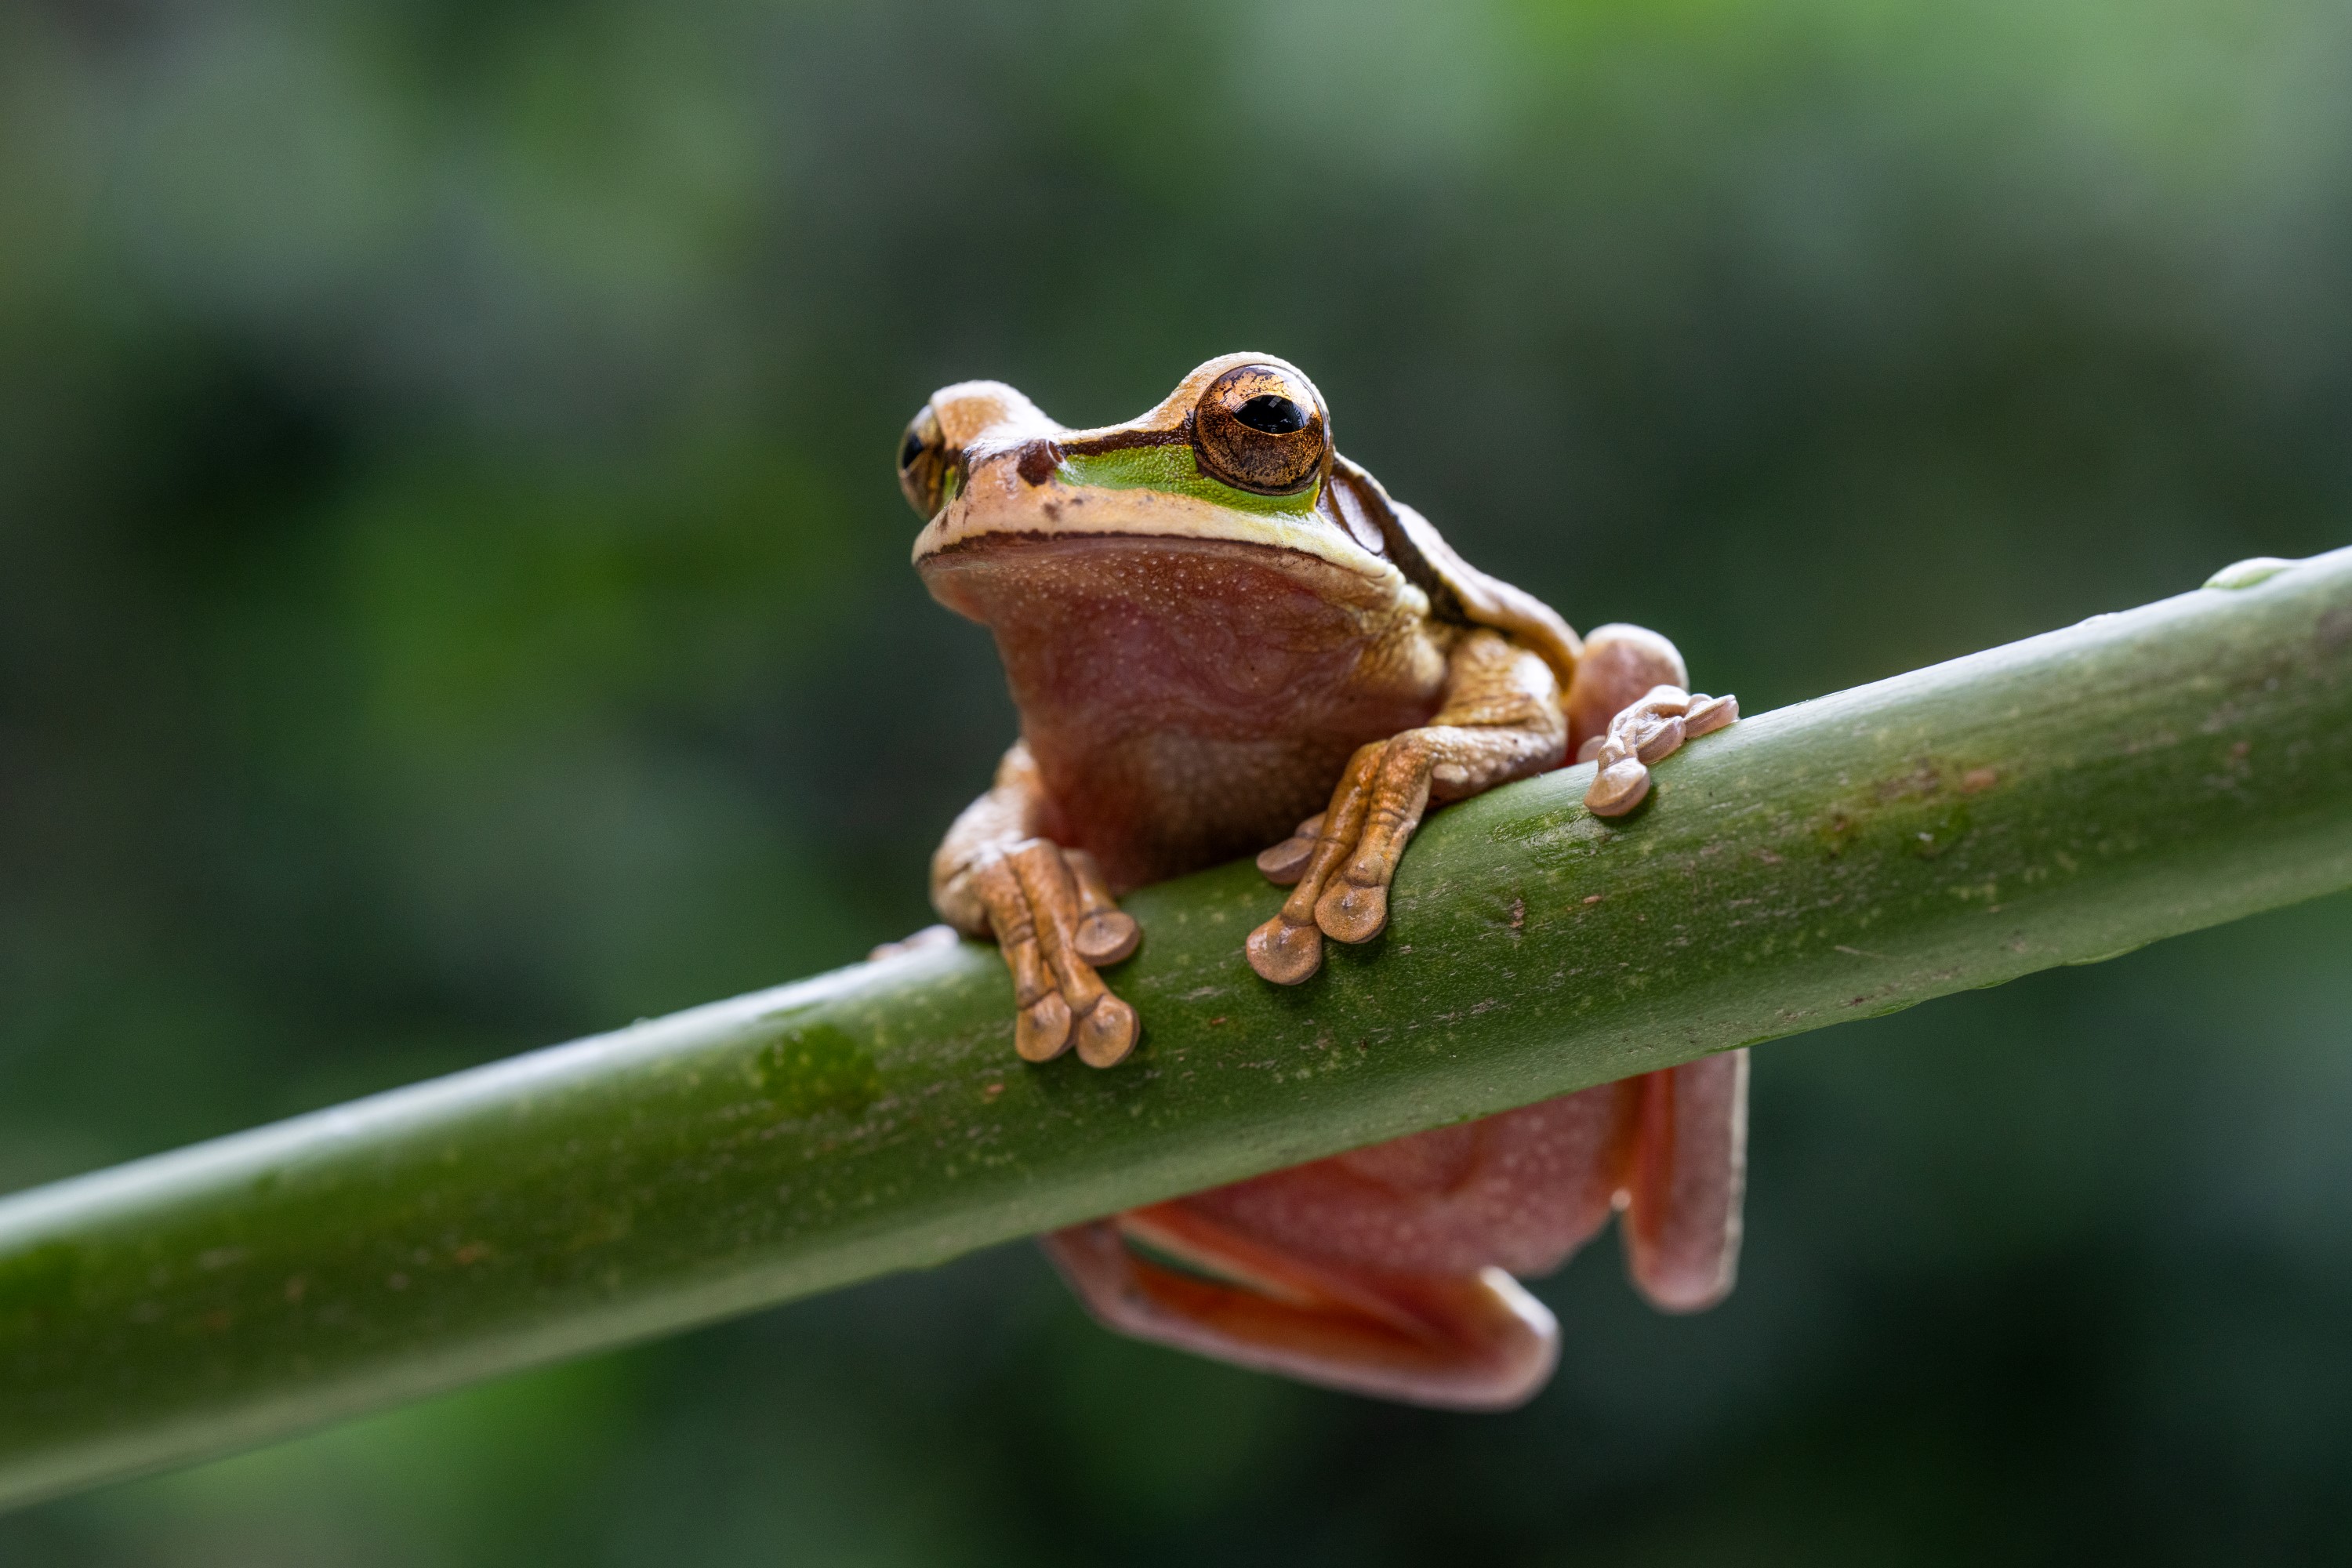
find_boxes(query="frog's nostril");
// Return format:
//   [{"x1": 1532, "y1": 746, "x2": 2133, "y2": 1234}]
[
  {"x1": 1235, "y1": 394, "x2": 1308, "y2": 435},
  {"x1": 1015, "y1": 440, "x2": 1063, "y2": 486}
]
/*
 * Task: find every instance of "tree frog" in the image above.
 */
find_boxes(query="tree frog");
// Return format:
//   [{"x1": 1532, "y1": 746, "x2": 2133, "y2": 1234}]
[{"x1": 891, "y1": 354, "x2": 1747, "y2": 1409}]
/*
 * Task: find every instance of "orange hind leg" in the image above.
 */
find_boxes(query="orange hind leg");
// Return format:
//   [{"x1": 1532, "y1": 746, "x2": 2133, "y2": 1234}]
[
  {"x1": 1624, "y1": 1050, "x2": 1748, "y2": 1312},
  {"x1": 1042, "y1": 1049, "x2": 1748, "y2": 1406},
  {"x1": 1040, "y1": 1201, "x2": 1559, "y2": 1410}
]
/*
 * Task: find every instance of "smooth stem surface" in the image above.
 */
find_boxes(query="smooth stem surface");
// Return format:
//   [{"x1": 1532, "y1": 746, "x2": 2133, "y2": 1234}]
[{"x1": 4, "y1": 549, "x2": 2351, "y2": 1510}]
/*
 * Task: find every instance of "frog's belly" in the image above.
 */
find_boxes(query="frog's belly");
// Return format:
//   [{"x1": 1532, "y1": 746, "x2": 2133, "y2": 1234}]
[
  {"x1": 927, "y1": 535, "x2": 1452, "y2": 889},
  {"x1": 1041, "y1": 725, "x2": 1411, "y2": 891}
]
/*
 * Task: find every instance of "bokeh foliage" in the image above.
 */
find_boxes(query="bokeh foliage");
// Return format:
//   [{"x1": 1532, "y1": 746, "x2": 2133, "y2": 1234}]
[{"x1": 2, "y1": 0, "x2": 2349, "y2": 1561}]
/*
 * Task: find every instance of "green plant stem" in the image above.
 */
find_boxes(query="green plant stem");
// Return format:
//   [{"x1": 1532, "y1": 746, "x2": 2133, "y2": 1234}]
[{"x1": 4, "y1": 550, "x2": 2351, "y2": 1509}]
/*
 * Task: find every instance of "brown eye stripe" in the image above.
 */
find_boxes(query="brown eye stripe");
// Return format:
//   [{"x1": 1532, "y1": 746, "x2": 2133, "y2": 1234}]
[{"x1": 1055, "y1": 426, "x2": 1193, "y2": 457}]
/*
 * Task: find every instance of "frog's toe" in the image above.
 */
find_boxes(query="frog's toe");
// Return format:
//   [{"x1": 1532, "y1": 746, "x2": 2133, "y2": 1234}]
[
  {"x1": 1254, "y1": 812, "x2": 1326, "y2": 886},
  {"x1": 1584, "y1": 757, "x2": 1652, "y2": 817},
  {"x1": 1074, "y1": 994, "x2": 1139, "y2": 1068},
  {"x1": 1630, "y1": 712, "x2": 1687, "y2": 764},
  {"x1": 1017, "y1": 993, "x2": 1074, "y2": 1062},
  {"x1": 1314, "y1": 878, "x2": 1388, "y2": 944},
  {"x1": 1247, "y1": 912, "x2": 1324, "y2": 984},
  {"x1": 1061, "y1": 848, "x2": 1141, "y2": 964},
  {"x1": 1256, "y1": 837, "x2": 1316, "y2": 885},
  {"x1": 1074, "y1": 909, "x2": 1140, "y2": 965},
  {"x1": 1683, "y1": 692, "x2": 1739, "y2": 738}
]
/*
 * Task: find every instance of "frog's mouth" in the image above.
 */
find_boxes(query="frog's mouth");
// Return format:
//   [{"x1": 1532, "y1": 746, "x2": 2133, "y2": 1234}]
[
  {"x1": 909, "y1": 438, "x2": 1404, "y2": 590},
  {"x1": 916, "y1": 529, "x2": 1427, "y2": 643}
]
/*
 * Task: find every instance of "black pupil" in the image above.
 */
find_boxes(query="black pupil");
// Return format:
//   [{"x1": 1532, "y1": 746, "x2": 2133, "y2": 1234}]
[
  {"x1": 899, "y1": 429, "x2": 926, "y2": 470},
  {"x1": 1233, "y1": 394, "x2": 1308, "y2": 435}
]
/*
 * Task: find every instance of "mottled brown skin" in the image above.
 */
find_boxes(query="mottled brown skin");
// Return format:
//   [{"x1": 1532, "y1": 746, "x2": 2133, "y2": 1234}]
[{"x1": 897, "y1": 353, "x2": 1748, "y2": 1406}]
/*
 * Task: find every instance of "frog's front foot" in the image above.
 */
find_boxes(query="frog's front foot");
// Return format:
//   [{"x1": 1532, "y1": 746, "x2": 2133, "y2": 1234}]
[
  {"x1": 1250, "y1": 763, "x2": 1464, "y2": 975},
  {"x1": 1247, "y1": 630, "x2": 1571, "y2": 985},
  {"x1": 1246, "y1": 740, "x2": 1410, "y2": 983},
  {"x1": 971, "y1": 840, "x2": 1142, "y2": 1067}
]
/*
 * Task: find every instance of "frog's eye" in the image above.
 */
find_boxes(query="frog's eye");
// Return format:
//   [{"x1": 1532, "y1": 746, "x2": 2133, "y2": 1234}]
[
  {"x1": 897, "y1": 405, "x2": 954, "y2": 518},
  {"x1": 1192, "y1": 364, "x2": 1330, "y2": 495}
]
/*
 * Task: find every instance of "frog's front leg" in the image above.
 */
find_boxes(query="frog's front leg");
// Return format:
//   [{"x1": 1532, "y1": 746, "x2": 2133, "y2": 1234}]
[
  {"x1": 1246, "y1": 629, "x2": 1566, "y2": 985},
  {"x1": 935, "y1": 741, "x2": 1142, "y2": 1067}
]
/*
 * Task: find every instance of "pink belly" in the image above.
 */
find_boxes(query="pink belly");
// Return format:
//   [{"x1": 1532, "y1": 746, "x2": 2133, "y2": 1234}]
[
  {"x1": 924, "y1": 534, "x2": 1450, "y2": 888},
  {"x1": 1172, "y1": 1087, "x2": 1635, "y2": 1279}
]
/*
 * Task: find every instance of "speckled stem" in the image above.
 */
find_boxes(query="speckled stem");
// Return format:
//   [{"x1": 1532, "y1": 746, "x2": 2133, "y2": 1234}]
[{"x1": 5, "y1": 549, "x2": 2350, "y2": 1510}]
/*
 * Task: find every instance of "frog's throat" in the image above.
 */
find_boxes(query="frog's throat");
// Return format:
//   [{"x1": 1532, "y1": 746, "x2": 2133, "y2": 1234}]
[{"x1": 911, "y1": 481, "x2": 1405, "y2": 592}]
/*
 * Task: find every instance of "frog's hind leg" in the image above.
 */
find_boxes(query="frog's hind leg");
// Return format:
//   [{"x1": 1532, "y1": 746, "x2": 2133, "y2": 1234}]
[
  {"x1": 1566, "y1": 623, "x2": 1739, "y2": 818},
  {"x1": 1040, "y1": 1203, "x2": 1559, "y2": 1410},
  {"x1": 1622, "y1": 1050, "x2": 1748, "y2": 1312},
  {"x1": 1565, "y1": 622, "x2": 1687, "y2": 754}
]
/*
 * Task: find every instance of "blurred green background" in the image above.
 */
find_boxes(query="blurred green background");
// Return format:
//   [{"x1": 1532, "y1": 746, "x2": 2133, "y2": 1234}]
[{"x1": 4, "y1": 0, "x2": 2351, "y2": 1560}]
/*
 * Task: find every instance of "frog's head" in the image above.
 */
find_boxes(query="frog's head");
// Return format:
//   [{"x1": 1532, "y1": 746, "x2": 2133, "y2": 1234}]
[
  {"x1": 901, "y1": 352, "x2": 1393, "y2": 582},
  {"x1": 899, "y1": 353, "x2": 1583, "y2": 688}
]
